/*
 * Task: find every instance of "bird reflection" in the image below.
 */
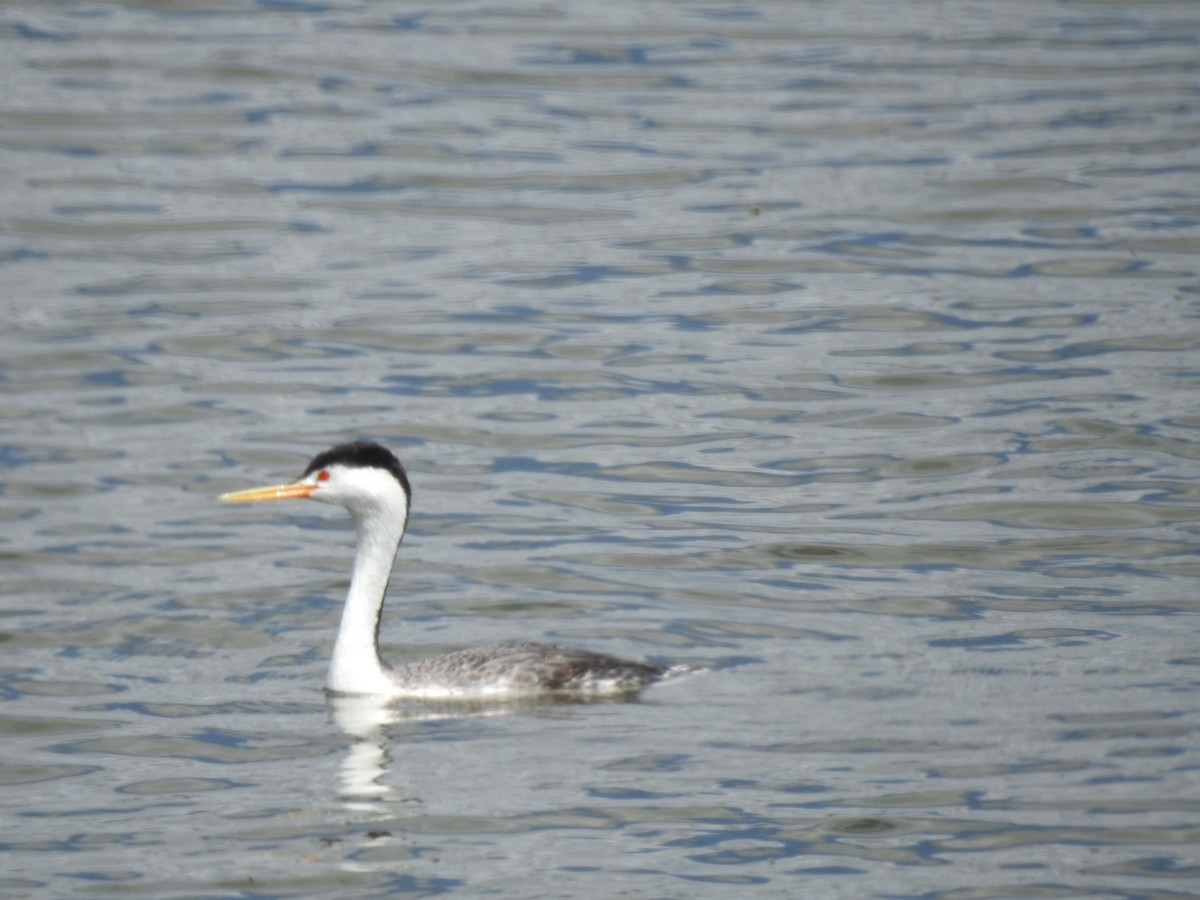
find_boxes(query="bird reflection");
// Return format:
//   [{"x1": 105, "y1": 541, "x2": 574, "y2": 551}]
[{"x1": 326, "y1": 692, "x2": 647, "y2": 808}]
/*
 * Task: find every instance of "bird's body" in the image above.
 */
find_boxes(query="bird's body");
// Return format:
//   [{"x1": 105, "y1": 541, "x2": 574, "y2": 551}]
[
  {"x1": 365, "y1": 641, "x2": 673, "y2": 699},
  {"x1": 221, "y1": 441, "x2": 682, "y2": 699}
]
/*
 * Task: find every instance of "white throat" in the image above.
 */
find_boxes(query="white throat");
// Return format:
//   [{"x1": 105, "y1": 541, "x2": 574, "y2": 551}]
[{"x1": 322, "y1": 469, "x2": 410, "y2": 695}]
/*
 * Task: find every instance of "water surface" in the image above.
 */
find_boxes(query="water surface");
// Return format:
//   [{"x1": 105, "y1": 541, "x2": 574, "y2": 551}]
[{"x1": 2, "y1": 1, "x2": 1199, "y2": 897}]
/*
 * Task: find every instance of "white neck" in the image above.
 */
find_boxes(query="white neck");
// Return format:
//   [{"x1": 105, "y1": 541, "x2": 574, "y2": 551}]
[{"x1": 325, "y1": 497, "x2": 407, "y2": 695}]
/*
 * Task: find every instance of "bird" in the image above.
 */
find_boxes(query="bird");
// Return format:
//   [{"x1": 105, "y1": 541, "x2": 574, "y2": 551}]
[{"x1": 220, "y1": 441, "x2": 686, "y2": 699}]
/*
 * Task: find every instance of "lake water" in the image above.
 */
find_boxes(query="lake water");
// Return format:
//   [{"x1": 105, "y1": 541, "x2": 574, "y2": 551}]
[{"x1": 3, "y1": 1, "x2": 1199, "y2": 897}]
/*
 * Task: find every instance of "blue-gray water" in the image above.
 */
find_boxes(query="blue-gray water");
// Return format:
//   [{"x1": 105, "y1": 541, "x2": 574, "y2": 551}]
[{"x1": 3, "y1": 1, "x2": 1199, "y2": 897}]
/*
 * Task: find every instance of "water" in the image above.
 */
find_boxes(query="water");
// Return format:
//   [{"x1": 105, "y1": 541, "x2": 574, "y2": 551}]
[{"x1": 3, "y1": 0, "x2": 1199, "y2": 896}]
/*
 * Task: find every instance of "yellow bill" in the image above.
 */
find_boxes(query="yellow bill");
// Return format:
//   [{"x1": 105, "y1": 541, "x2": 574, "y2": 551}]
[{"x1": 220, "y1": 482, "x2": 317, "y2": 503}]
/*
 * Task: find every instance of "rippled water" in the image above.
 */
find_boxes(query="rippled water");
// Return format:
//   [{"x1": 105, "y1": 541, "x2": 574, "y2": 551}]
[{"x1": 3, "y1": 1, "x2": 1199, "y2": 897}]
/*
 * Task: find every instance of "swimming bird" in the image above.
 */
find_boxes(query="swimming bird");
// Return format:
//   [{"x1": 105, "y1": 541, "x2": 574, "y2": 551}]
[{"x1": 220, "y1": 441, "x2": 682, "y2": 698}]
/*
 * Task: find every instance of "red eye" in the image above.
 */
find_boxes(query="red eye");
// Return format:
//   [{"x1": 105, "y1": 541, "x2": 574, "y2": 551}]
[{"x1": 317, "y1": 470, "x2": 330, "y2": 481}]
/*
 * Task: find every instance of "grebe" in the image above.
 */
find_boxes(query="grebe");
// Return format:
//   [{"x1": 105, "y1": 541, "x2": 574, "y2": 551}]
[{"x1": 220, "y1": 441, "x2": 682, "y2": 698}]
